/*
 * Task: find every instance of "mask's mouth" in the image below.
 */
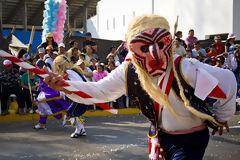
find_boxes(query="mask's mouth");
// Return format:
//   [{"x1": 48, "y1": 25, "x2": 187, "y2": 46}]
[{"x1": 149, "y1": 59, "x2": 164, "y2": 70}]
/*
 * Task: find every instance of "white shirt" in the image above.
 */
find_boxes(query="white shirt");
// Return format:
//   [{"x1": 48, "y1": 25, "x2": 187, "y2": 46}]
[
  {"x1": 45, "y1": 57, "x2": 54, "y2": 69},
  {"x1": 65, "y1": 55, "x2": 236, "y2": 131},
  {"x1": 174, "y1": 45, "x2": 186, "y2": 56}
]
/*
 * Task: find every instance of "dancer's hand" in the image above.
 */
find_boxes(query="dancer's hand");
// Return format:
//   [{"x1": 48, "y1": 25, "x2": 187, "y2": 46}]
[
  {"x1": 43, "y1": 66, "x2": 68, "y2": 93},
  {"x1": 212, "y1": 121, "x2": 229, "y2": 136}
]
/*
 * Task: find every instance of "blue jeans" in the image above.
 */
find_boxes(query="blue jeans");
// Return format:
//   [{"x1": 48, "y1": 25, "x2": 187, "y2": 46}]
[{"x1": 160, "y1": 128, "x2": 209, "y2": 160}]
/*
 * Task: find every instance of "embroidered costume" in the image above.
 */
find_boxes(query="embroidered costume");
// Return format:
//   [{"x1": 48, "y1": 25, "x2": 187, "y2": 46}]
[{"x1": 50, "y1": 15, "x2": 236, "y2": 160}]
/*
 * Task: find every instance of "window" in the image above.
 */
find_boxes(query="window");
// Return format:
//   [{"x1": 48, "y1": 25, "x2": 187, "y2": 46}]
[
  {"x1": 133, "y1": 11, "x2": 135, "y2": 17},
  {"x1": 113, "y1": 18, "x2": 115, "y2": 29},
  {"x1": 123, "y1": 15, "x2": 125, "y2": 26},
  {"x1": 107, "y1": 19, "x2": 109, "y2": 30}
]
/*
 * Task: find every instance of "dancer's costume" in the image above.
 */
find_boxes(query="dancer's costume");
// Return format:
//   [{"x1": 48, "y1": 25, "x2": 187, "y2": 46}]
[
  {"x1": 61, "y1": 15, "x2": 236, "y2": 160},
  {"x1": 34, "y1": 77, "x2": 69, "y2": 129},
  {"x1": 65, "y1": 69, "x2": 89, "y2": 137}
]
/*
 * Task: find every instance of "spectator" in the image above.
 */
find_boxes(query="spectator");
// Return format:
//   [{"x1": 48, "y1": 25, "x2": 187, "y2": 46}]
[
  {"x1": 106, "y1": 54, "x2": 121, "y2": 67},
  {"x1": 173, "y1": 38, "x2": 186, "y2": 56},
  {"x1": 192, "y1": 41, "x2": 206, "y2": 60},
  {"x1": 67, "y1": 40, "x2": 81, "y2": 57},
  {"x1": 45, "y1": 50, "x2": 59, "y2": 70},
  {"x1": 93, "y1": 63, "x2": 107, "y2": 82},
  {"x1": 0, "y1": 60, "x2": 24, "y2": 115},
  {"x1": 70, "y1": 48, "x2": 79, "y2": 64},
  {"x1": 20, "y1": 68, "x2": 39, "y2": 114},
  {"x1": 107, "y1": 45, "x2": 120, "y2": 63},
  {"x1": 85, "y1": 45, "x2": 98, "y2": 63},
  {"x1": 185, "y1": 29, "x2": 198, "y2": 50},
  {"x1": 76, "y1": 59, "x2": 93, "y2": 81},
  {"x1": 207, "y1": 44, "x2": 218, "y2": 59},
  {"x1": 37, "y1": 33, "x2": 58, "y2": 50},
  {"x1": 83, "y1": 32, "x2": 97, "y2": 52},
  {"x1": 79, "y1": 53, "x2": 90, "y2": 66},
  {"x1": 225, "y1": 33, "x2": 236, "y2": 53},
  {"x1": 38, "y1": 48, "x2": 46, "y2": 60},
  {"x1": 43, "y1": 45, "x2": 53, "y2": 61},
  {"x1": 107, "y1": 62, "x2": 116, "y2": 73},
  {"x1": 213, "y1": 36, "x2": 224, "y2": 55},
  {"x1": 175, "y1": 31, "x2": 187, "y2": 48},
  {"x1": 89, "y1": 58, "x2": 97, "y2": 71},
  {"x1": 17, "y1": 49, "x2": 28, "y2": 75},
  {"x1": 185, "y1": 49, "x2": 192, "y2": 58},
  {"x1": 58, "y1": 43, "x2": 66, "y2": 55},
  {"x1": 215, "y1": 56, "x2": 225, "y2": 68}
]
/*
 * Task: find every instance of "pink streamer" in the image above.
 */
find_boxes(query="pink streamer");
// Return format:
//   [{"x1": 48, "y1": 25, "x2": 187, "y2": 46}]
[{"x1": 52, "y1": 0, "x2": 66, "y2": 43}]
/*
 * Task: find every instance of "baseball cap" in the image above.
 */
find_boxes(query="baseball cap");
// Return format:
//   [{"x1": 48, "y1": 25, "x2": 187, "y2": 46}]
[
  {"x1": 46, "y1": 45, "x2": 53, "y2": 50},
  {"x1": 46, "y1": 33, "x2": 53, "y2": 38},
  {"x1": 214, "y1": 36, "x2": 221, "y2": 40},
  {"x1": 86, "y1": 32, "x2": 91, "y2": 36},
  {"x1": 58, "y1": 43, "x2": 65, "y2": 48},
  {"x1": 76, "y1": 59, "x2": 84, "y2": 66},
  {"x1": 52, "y1": 51, "x2": 59, "y2": 55},
  {"x1": 38, "y1": 48, "x2": 45, "y2": 54},
  {"x1": 3, "y1": 60, "x2": 13, "y2": 67}
]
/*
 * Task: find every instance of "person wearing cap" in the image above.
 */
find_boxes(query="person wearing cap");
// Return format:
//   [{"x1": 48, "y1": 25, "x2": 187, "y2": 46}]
[
  {"x1": 82, "y1": 32, "x2": 97, "y2": 52},
  {"x1": 38, "y1": 48, "x2": 46, "y2": 60},
  {"x1": 67, "y1": 40, "x2": 81, "y2": 58},
  {"x1": 213, "y1": 35, "x2": 224, "y2": 55},
  {"x1": 58, "y1": 43, "x2": 66, "y2": 55},
  {"x1": 225, "y1": 33, "x2": 236, "y2": 53},
  {"x1": 0, "y1": 60, "x2": 24, "y2": 115},
  {"x1": 43, "y1": 45, "x2": 53, "y2": 61},
  {"x1": 76, "y1": 59, "x2": 93, "y2": 81},
  {"x1": 37, "y1": 33, "x2": 58, "y2": 50},
  {"x1": 44, "y1": 15, "x2": 237, "y2": 160},
  {"x1": 45, "y1": 50, "x2": 59, "y2": 70}
]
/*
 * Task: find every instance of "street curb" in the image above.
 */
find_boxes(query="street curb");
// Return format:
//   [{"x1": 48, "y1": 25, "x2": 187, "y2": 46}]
[{"x1": 0, "y1": 108, "x2": 141, "y2": 122}]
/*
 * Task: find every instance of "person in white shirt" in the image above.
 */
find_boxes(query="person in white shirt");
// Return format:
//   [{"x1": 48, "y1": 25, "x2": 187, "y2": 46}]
[
  {"x1": 174, "y1": 38, "x2": 186, "y2": 56},
  {"x1": 45, "y1": 50, "x2": 58, "y2": 70},
  {"x1": 44, "y1": 15, "x2": 236, "y2": 160}
]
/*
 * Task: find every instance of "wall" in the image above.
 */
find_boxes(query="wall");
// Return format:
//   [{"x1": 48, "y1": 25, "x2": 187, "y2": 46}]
[{"x1": 88, "y1": 0, "x2": 237, "y2": 40}]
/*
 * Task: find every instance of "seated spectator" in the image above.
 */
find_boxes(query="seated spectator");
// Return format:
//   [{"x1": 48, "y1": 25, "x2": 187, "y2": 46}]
[
  {"x1": 107, "y1": 45, "x2": 120, "y2": 63},
  {"x1": 185, "y1": 29, "x2": 198, "y2": 50},
  {"x1": 215, "y1": 56, "x2": 225, "y2": 68},
  {"x1": 0, "y1": 60, "x2": 24, "y2": 115},
  {"x1": 225, "y1": 33, "x2": 236, "y2": 53},
  {"x1": 213, "y1": 36, "x2": 224, "y2": 55},
  {"x1": 58, "y1": 43, "x2": 66, "y2": 56},
  {"x1": 85, "y1": 45, "x2": 98, "y2": 63},
  {"x1": 89, "y1": 58, "x2": 97, "y2": 71},
  {"x1": 207, "y1": 44, "x2": 218, "y2": 59},
  {"x1": 76, "y1": 59, "x2": 93, "y2": 81},
  {"x1": 93, "y1": 63, "x2": 107, "y2": 82},
  {"x1": 174, "y1": 38, "x2": 186, "y2": 56},
  {"x1": 38, "y1": 48, "x2": 46, "y2": 60},
  {"x1": 106, "y1": 54, "x2": 121, "y2": 67},
  {"x1": 45, "y1": 50, "x2": 59, "y2": 70},
  {"x1": 192, "y1": 41, "x2": 206, "y2": 60},
  {"x1": 67, "y1": 40, "x2": 81, "y2": 58},
  {"x1": 20, "y1": 66, "x2": 39, "y2": 114},
  {"x1": 43, "y1": 45, "x2": 53, "y2": 60},
  {"x1": 83, "y1": 32, "x2": 97, "y2": 52},
  {"x1": 175, "y1": 31, "x2": 187, "y2": 48},
  {"x1": 79, "y1": 53, "x2": 90, "y2": 66},
  {"x1": 186, "y1": 49, "x2": 192, "y2": 58},
  {"x1": 70, "y1": 48, "x2": 79, "y2": 64},
  {"x1": 107, "y1": 62, "x2": 116, "y2": 73},
  {"x1": 37, "y1": 33, "x2": 58, "y2": 50},
  {"x1": 17, "y1": 49, "x2": 28, "y2": 75}
]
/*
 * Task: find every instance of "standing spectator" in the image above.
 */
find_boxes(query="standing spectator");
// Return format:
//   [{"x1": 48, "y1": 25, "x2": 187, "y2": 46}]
[
  {"x1": 76, "y1": 59, "x2": 93, "y2": 81},
  {"x1": 225, "y1": 33, "x2": 236, "y2": 53},
  {"x1": 83, "y1": 32, "x2": 97, "y2": 52},
  {"x1": 192, "y1": 41, "x2": 206, "y2": 60},
  {"x1": 107, "y1": 45, "x2": 120, "y2": 62},
  {"x1": 70, "y1": 48, "x2": 79, "y2": 64},
  {"x1": 37, "y1": 33, "x2": 58, "y2": 50},
  {"x1": 58, "y1": 43, "x2": 66, "y2": 55},
  {"x1": 45, "y1": 50, "x2": 59, "y2": 70},
  {"x1": 207, "y1": 45, "x2": 218, "y2": 59},
  {"x1": 175, "y1": 31, "x2": 187, "y2": 48},
  {"x1": 0, "y1": 60, "x2": 24, "y2": 115},
  {"x1": 17, "y1": 49, "x2": 28, "y2": 75},
  {"x1": 79, "y1": 54, "x2": 90, "y2": 66},
  {"x1": 20, "y1": 69, "x2": 39, "y2": 114},
  {"x1": 173, "y1": 38, "x2": 186, "y2": 56},
  {"x1": 67, "y1": 40, "x2": 81, "y2": 57},
  {"x1": 213, "y1": 36, "x2": 224, "y2": 55},
  {"x1": 107, "y1": 54, "x2": 121, "y2": 67},
  {"x1": 93, "y1": 63, "x2": 107, "y2": 82},
  {"x1": 185, "y1": 29, "x2": 198, "y2": 50},
  {"x1": 85, "y1": 45, "x2": 98, "y2": 63}
]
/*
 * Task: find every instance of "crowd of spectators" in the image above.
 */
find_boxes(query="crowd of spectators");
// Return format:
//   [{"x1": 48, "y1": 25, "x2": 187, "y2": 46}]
[{"x1": 1, "y1": 30, "x2": 239, "y2": 115}]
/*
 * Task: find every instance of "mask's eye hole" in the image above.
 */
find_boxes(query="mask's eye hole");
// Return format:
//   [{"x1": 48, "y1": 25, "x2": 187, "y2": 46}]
[
  {"x1": 158, "y1": 42, "x2": 164, "y2": 49},
  {"x1": 140, "y1": 45, "x2": 149, "y2": 53}
]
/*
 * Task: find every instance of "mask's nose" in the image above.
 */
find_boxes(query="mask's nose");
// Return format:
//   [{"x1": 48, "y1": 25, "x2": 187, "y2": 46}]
[{"x1": 149, "y1": 43, "x2": 160, "y2": 65}]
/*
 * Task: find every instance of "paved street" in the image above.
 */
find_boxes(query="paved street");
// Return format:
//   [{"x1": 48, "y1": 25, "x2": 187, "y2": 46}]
[{"x1": 0, "y1": 114, "x2": 239, "y2": 160}]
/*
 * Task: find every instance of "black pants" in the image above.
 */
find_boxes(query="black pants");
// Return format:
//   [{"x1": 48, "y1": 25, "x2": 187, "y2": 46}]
[
  {"x1": 1, "y1": 86, "x2": 24, "y2": 111},
  {"x1": 22, "y1": 88, "x2": 38, "y2": 109}
]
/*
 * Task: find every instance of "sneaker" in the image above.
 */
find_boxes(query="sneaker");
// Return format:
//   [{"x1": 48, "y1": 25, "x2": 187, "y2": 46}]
[
  {"x1": 28, "y1": 109, "x2": 33, "y2": 114},
  {"x1": 62, "y1": 115, "x2": 67, "y2": 127},
  {"x1": 70, "y1": 129, "x2": 87, "y2": 138},
  {"x1": 33, "y1": 124, "x2": 47, "y2": 130},
  {"x1": 238, "y1": 121, "x2": 240, "y2": 125}
]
